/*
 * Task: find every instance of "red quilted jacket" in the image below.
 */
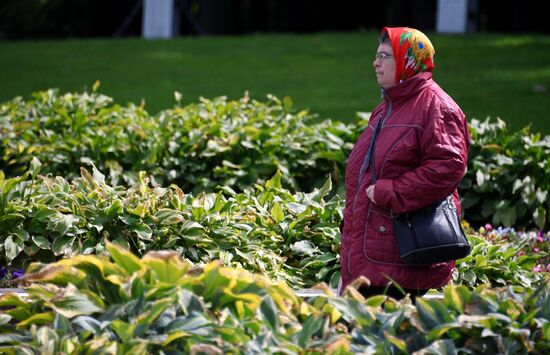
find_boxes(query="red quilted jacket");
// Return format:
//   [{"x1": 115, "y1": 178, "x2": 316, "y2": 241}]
[{"x1": 340, "y1": 72, "x2": 470, "y2": 291}]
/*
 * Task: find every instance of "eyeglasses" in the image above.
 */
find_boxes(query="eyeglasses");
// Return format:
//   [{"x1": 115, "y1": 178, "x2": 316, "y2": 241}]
[{"x1": 374, "y1": 52, "x2": 393, "y2": 61}]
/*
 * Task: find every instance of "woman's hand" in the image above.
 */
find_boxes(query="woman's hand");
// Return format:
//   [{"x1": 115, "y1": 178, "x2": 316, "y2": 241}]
[{"x1": 366, "y1": 185, "x2": 376, "y2": 203}]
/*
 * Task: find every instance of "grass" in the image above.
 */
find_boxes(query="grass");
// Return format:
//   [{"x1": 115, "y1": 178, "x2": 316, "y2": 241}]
[{"x1": 1, "y1": 31, "x2": 550, "y2": 134}]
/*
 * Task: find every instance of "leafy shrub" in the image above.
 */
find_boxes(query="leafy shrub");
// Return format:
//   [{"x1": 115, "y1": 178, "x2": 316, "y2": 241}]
[
  {"x1": 0, "y1": 160, "x2": 341, "y2": 288},
  {"x1": 0, "y1": 241, "x2": 347, "y2": 353},
  {"x1": 0, "y1": 243, "x2": 548, "y2": 354},
  {"x1": 3, "y1": 88, "x2": 550, "y2": 229},
  {"x1": 3, "y1": 162, "x2": 548, "y2": 291},
  {"x1": 452, "y1": 235, "x2": 546, "y2": 289},
  {"x1": 0, "y1": 88, "x2": 356, "y2": 194},
  {"x1": 461, "y1": 118, "x2": 550, "y2": 229}
]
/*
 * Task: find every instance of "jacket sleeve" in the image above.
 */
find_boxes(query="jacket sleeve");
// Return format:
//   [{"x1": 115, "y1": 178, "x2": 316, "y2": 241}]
[{"x1": 373, "y1": 97, "x2": 470, "y2": 214}]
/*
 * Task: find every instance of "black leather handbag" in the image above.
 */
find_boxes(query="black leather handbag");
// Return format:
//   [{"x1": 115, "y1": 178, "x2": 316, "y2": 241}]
[
  {"x1": 391, "y1": 197, "x2": 471, "y2": 265},
  {"x1": 363, "y1": 117, "x2": 470, "y2": 266}
]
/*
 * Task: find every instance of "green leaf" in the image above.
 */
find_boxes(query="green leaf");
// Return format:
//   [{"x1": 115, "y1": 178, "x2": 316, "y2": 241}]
[
  {"x1": 426, "y1": 322, "x2": 461, "y2": 343},
  {"x1": 17, "y1": 312, "x2": 55, "y2": 329},
  {"x1": 105, "y1": 200, "x2": 123, "y2": 219},
  {"x1": 543, "y1": 322, "x2": 550, "y2": 341},
  {"x1": 0, "y1": 294, "x2": 27, "y2": 308},
  {"x1": 177, "y1": 289, "x2": 206, "y2": 316},
  {"x1": 29, "y1": 157, "x2": 42, "y2": 178},
  {"x1": 533, "y1": 206, "x2": 546, "y2": 229},
  {"x1": 443, "y1": 285, "x2": 470, "y2": 313},
  {"x1": 365, "y1": 295, "x2": 387, "y2": 307},
  {"x1": 6, "y1": 307, "x2": 32, "y2": 321},
  {"x1": 476, "y1": 170, "x2": 485, "y2": 186},
  {"x1": 0, "y1": 213, "x2": 25, "y2": 226},
  {"x1": 47, "y1": 213, "x2": 79, "y2": 236},
  {"x1": 155, "y1": 209, "x2": 184, "y2": 225},
  {"x1": 142, "y1": 250, "x2": 189, "y2": 284},
  {"x1": 282, "y1": 96, "x2": 293, "y2": 112},
  {"x1": 136, "y1": 298, "x2": 173, "y2": 328},
  {"x1": 5, "y1": 235, "x2": 24, "y2": 263},
  {"x1": 181, "y1": 220, "x2": 205, "y2": 235},
  {"x1": 51, "y1": 288, "x2": 104, "y2": 318},
  {"x1": 297, "y1": 315, "x2": 323, "y2": 348},
  {"x1": 259, "y1": 296, "x2": 279, "y2": 333},
  {"x1": 105, "y1": 240, "x2": 143, "y2": 275},
  {"x1": 166, "y1": 314, "x2": 211, "y2": 336},
  {"x1": 0, "y1": 333, "x2": 31, "y2": 345},
  {"x1": 265, "y1": 171, "x2": 282, "y2": 189},
  {"x1": 383, "y1": 331, "x2": 407, "y2": 352},
  {"x1": 133, "y1": 223, "x2": 153, "y2": 240},
  {"x1": 502, "y1": 208, "x2": 517, "y2": 226},
  {"x1": 52, "y1": 235, "x2": 75, "y2": 255},
  {"x1": 271, "y1": 202, "x2": 284, "y2": 224},
  {"x1": 415, "y1": 298, "x2": 440, "y2": 330},
  {"x1": 290, "y1": 240, "x2": 317, "y2": 256},
  {"x1": 111, "y1": 320, "x2": 136, "y2": 343},
  {"x1": 72, "y1": 316, "x2": 103, "y2": 335},
  {"x1": 0, "y1": 314, "x2": 12, "y2": 326},
  {"x1": 418, "y1": 339, "x2": 457, "y2": 354},
  {"x1": 32, "y1": 236, "x2": 51, "y2": 249},
  {"x1": 53, "y1": 313, "x2": 73, "y2": 333},
  {"x1": 309, "y1": 177, "x2": 332, "y2": 203},
  {"x1": 92, "y1": 80, "x2": 101, "y2": 92}
]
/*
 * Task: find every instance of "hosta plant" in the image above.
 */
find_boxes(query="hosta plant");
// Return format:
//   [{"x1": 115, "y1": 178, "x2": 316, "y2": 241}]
[
  {"x1": 0, "y1": 160, "x2": 342, "y2": 288},
  {"x1": 0, "y1": 87, "x2": 356, "y2": 193},
  {"x1": 0, "y1": 243, "x2": 548, "y2": 354},
  {"x1": 2, "y1": 160, "x2": 548, "y2": 290},
  {"x1": 452, "y1": 234, "x2": 546, "y2": 289},
  {"x1": 461, "y1": 117, "x2": 550, "y2": 229},
  {"x1": 0, "y1": 241, "x2": 350, "y2": 354}
]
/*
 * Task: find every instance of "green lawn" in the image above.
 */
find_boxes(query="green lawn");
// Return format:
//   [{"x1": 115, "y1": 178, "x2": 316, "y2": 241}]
[{"x1": 1, "y1": 32, "x2": 550, "y2": 133}]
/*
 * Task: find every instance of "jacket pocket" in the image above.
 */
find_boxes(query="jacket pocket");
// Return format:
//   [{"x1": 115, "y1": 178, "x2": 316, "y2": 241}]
[{"x1": 363, "y1": 208, "x2": 403, "y2": 264}]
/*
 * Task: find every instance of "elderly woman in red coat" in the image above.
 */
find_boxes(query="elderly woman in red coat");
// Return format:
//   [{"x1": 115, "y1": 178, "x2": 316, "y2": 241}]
[{"x1": 339, "y1": 27, "x2": 470, "y2": 300}]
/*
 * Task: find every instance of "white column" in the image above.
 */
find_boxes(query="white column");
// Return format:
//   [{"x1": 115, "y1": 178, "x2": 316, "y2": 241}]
[
  {"x1": 436, "y1": 0, "x2": 468, "y2": 33},
  {"x1": 142, "y1": 0, "x2": 175, "y2": 39}
]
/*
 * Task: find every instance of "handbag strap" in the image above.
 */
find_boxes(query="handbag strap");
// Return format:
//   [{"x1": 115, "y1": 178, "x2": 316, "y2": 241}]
[
  {"x1": 357, "y1": 118, "x2": 382, "y2": 187},
  {"x1": 370, "y1": 119, "x2": 381, "y2": 184},
  {"x1": 358, "y1": 97, "x2": 392, "y2": 190}
]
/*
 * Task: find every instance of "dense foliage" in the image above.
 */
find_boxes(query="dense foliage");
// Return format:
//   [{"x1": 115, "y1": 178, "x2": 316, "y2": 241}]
[
  {"x1": 462, "y1": 118, "x2": 550, "y2": 229},
  {"x1": 0, "y1": 243, "x2": 548, "y2": 354},
  {"x1": 1, "y1": 87, "x2": 549, "y2": 352},
  {"x1": 2, "y1": 162, "x2": 547, "y2": 290},
  {"x1": 0, "y1": 161, "x2": 341, "y2": 288},
  {"x1": 0, "y1": 87, "x2": 355, "y2": 194},
  {"x1": 2, "y1": 88, "x2": 550, "y2": 229}
]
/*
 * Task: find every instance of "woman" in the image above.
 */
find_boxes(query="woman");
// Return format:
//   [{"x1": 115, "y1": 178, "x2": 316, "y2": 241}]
[{"x1": 339, "y1": 27, "x2": 470, "y2": 300}]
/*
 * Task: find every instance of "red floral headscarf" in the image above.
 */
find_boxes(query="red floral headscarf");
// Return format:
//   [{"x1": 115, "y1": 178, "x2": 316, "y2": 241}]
[{"x1": 382, "y1": 27, "x2": 435, "y2": 84}]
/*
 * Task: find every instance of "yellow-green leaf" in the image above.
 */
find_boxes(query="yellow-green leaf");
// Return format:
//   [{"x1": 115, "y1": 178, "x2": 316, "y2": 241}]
[
  {"x1": 383, "y1": 331, "x2": 407, "y2": 352},
  {"x1": 16, "y1": 312, "x2": 55, "y2": 329},
  {"x1": 271, "y1": 202, "x2": 284, "y2": 223},
  {"x1": 162, "y1": 331, "x2": 189, "y2": 346},
  {"x1": 443, "y1": 285, "x2": 470, "y2": 313},
  {"x1": 105, "y1": 240, "x2": 143, "y2": 275},
  {"x1": 142, "y1": 250, "x2": 190, "y2": 284},
  {"x1": 0, "y1": 293, "x2": 27, "y2": 308},
  {"x1": 265, "y1": 171, "x2": 282, "y2": 189}
]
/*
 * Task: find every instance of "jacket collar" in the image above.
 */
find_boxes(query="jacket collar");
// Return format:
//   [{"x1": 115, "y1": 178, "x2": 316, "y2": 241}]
[{"x1": 382, "y1": 71, "x2": 433, "y2": 104}]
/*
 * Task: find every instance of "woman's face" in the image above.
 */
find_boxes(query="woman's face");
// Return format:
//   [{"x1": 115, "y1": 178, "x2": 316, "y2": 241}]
[{"x1": 373, "y1": 42, "x2": 397, "y2": 89}]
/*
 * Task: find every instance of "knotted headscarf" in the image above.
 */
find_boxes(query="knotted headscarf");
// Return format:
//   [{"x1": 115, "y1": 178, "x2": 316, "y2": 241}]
[{"x1": 382, "y1": 27, "x2": 435, "y2": 84}]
